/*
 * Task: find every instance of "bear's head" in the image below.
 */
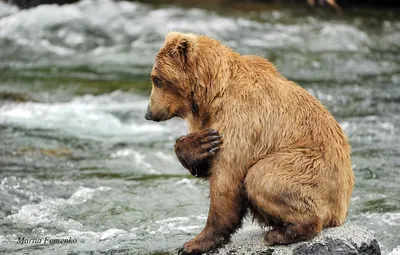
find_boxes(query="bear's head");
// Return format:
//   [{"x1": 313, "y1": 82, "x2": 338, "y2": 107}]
[{"x1": 145, "y1": 32, "x2": 200, "y2": 122}]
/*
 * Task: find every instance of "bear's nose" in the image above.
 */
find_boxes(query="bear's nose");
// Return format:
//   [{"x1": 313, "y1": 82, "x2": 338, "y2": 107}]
[{"x1": 145, "y1": 107, "x2": 153, "y2": 121}]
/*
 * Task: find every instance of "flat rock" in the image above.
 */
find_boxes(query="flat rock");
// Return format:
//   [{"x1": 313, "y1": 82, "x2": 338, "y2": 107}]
[{"x1": 208, "y1": 223, "x2": 381, "y2": 255}]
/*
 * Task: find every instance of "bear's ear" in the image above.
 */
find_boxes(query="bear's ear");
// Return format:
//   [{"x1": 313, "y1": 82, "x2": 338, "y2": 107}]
[{"x1": 166, "y1": 32, "x2": 197, "y2": 63}]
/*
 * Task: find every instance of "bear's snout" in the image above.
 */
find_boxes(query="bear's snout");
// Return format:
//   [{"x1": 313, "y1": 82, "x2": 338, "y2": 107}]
[
  {"x1": 145, "y1": 106, "x2": 171, "y2": 122},
  {"x1": 144, "y1": 106, "x2": 154, "y2": 121}
]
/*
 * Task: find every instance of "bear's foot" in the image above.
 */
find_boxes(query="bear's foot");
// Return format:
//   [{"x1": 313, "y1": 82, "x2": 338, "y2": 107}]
[
  {"x1": 264, "y1": 228, "x2": 289, "y2": 245},
  {"x1": 178, "y1": 234, "x2": 227, "y2": 255},
  {"x1": 264, "y1": 221, "x2": 321, "y2": 245},
  {"x1": 178, "y1": 240, "x2": 215, "y2": 255},
  {"x1": 174, "y1": 128, "x2": 222, "y2": 178}
]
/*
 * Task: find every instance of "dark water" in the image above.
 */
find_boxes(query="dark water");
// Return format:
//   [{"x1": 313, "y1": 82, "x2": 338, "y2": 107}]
[{"x1": 0, "y1": 0, "x2": 399, "y2": 254}]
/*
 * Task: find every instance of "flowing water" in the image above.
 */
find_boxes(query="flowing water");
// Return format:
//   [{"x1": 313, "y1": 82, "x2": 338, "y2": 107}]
[{"x1": 0, "y1": 0, "x2": 399, "y2": 254}]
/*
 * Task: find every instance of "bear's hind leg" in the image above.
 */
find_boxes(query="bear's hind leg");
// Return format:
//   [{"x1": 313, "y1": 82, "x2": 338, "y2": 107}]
[
  {"x1": 245, "y1": 153, "x2": 325, "y2": 245},
  {"x1": 263, "y1": 216, "x2": 322, "y2": 245}
]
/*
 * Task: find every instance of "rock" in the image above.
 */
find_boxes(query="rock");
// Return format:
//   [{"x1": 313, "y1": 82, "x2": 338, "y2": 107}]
[{"x1": 209, "y1": 223, "x2": 381, "y2": 255}]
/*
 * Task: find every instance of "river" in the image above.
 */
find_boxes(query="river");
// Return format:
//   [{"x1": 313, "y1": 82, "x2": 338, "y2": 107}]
[{"x1": 0, "y1": 0, "x2": 399, "y2": 254}]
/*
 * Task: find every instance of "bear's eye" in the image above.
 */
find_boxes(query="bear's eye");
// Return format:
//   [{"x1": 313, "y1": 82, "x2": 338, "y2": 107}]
[{"x1": 152, "y1": 77, "x2": 162, "y2": 88}]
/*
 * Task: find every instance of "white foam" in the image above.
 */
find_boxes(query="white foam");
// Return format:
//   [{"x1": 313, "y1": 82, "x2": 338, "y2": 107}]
[
  {"x1": 389, "y1": 246, "x2": 400, "y2": 255},
  {"x1": 0, "y1": 176, "x2": 46, "y2": 207},
  {"x1": 52, "y1": 228, "x2": 136, "y2": 249},
  {"x1": 0, "y1": 91, "x2": 170, "y2": 141},
  {"x1": 175, "y1": 178, "x2": 194, "y2": 185},
  {"x1": 133, "y1": 152, "x2": 153, "y2": 170},
  {"x1": 0, "y1": 2, "x2": 18, "y2": 18},
  {"x1": 147, "y1": 215, "x2": 262, "y2": 236},
  {"x1": 110, "y1": 148, "x2": 160, "y2": 173},
  {"x1": 7, "y1": 186, "x2": 110, "y2": 230},
  {"x1": 0, "y1": 0, "x2": 145, "y2": 57},
  {"x1": 110, "y1": 148, "x2": 138, "y2": 158},
  {"x1": 0, "y1": 235, "x2": 6, "y2": 244},
  {"x1": 151, "y1": 216, "x2": 205, "y2": 234},
  {"x1": 68, "y1": 186, "x2": 111, "y2": 204},
  {"x1": 154, "y1": 151, "x2": 176, "y2": 163},
  {"x1": 99, "y1": 229, "x2": 128, "y2": 240}
]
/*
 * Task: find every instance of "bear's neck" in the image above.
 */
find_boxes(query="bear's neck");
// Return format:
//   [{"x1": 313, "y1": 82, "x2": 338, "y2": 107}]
[
  {"x1": 185, "y1": 39, "x2": 242, "y2": 132},
  {"x1": 185, "y1": 103, "x2": 211, "y2": 132},
  {"x1": 186, "y1": 65, "x2": 238, "y2": 133}
]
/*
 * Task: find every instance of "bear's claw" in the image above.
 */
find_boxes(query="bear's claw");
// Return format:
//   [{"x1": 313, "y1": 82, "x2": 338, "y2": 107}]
[
  {"x1": 212, "y1": 141, "x2": 222, "y2": 146},
  {"x1": 178, "y1": 247, "x2": 200, "y2": 255},
  {"x1": 209, "y1": 147, "x2": 220, "y2": 155},
  {"x1": 177, "y1": 247, "x2": 185, "y2": 255}
]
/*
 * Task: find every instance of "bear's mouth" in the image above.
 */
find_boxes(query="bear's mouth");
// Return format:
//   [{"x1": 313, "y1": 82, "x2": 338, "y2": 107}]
[
  {"x1": 147, "y1": 112, "x2": 174, "y2": 122},
  {"x1": 151, "y1": 115, "x2": 173, "y2": 122},
  {"x1": 144, "y1": 106, "x2": 174, "y2": 122},
  {"x1": 146, "y1": 115, "x2": 172, "y2": 122}
]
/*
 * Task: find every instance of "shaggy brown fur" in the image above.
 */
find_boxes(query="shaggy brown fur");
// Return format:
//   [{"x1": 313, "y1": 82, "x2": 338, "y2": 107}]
[{"x1": 145, "y1": 32, "x2": 354, "y2": 255}]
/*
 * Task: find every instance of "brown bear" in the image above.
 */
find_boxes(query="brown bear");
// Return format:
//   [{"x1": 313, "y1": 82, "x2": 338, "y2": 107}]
[{"x1": 145, "y1": 32, "x2": 354, "y2": 255}]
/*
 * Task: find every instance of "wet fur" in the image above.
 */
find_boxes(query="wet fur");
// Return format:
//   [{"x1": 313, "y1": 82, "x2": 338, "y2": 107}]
[{"x1": 146, "y1": 32, "x2": 355, "y2": 254}]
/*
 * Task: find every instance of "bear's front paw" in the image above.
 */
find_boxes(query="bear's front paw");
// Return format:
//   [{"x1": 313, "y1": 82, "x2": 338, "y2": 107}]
[
  {"x1": 178, "y1": 238, "x2": 219, "y2": 255},
  {"x1": 174, "y1": 128, "x2": 222, "y2": 177}
]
